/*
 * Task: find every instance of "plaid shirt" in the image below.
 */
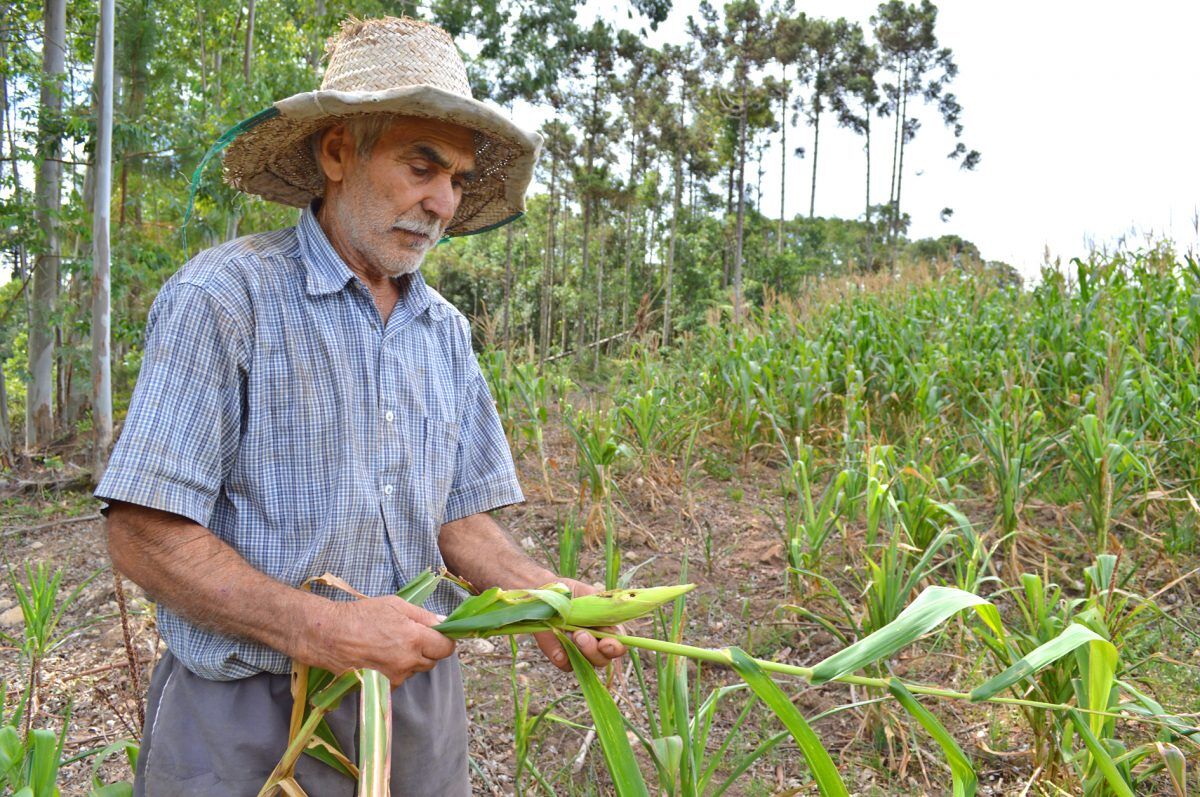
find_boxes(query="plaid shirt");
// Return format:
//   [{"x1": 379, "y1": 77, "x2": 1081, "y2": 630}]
[{"x1": 96, "y1": 206, "x2": 524, "y2": 681}]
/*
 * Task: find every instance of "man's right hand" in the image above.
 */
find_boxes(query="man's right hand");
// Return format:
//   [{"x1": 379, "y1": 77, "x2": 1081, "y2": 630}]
[{"x1": 297, "y1": 596, "x2": 457, "y2": 686}]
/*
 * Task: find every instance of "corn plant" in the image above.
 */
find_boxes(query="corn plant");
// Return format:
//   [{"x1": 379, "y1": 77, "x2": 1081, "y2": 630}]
[
  {"x1": 970, "y1": 384, "x2": 1053, "y2": 558},
  {"x1": 263, "y1": 568, "x2": 1197, "y2": 797},
  {"x1": 777, "y1": 439, "x2": 848, "y2": 593},
  {"x1": 0, "y1": 725, "x2": 63, "y2": 797},
  {"x1": 557, "y1": 514, "x2": 584, "y2": 581},
  {"x1": 1060, "y1": 407, "x2": 1150, "y2": 554},
  {"x1": 0, "y1": 564, "x2": 100, "y2": 735},
  {"x1": 565, "y1": 406, "x2": 629, "y2": 589}
]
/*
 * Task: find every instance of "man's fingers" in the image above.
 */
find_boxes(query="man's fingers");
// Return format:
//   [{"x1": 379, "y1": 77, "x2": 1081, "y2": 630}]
[
  {"x1": 534, "y1": 630, "x2": 571, "y2": 671},
  {"x1": 572, "y1": 630, "x2": 613, "y2": 668},
  {"x1": 390, "y1": 596, "x2": 443, "y2": 627}
]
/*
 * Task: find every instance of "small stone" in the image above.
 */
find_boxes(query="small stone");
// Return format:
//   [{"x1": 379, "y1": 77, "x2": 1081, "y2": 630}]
[
  {"x1": 460, "y1": 638, "x2": 496, "y2": 656},
  {"x1": 0, "y1": 599, "x2": 12, "y2": 612},
  {"x1": 520, "y1": 536, "x2": 536, "y2": 551},
  {"x1": 30, "y1": 541, "x2": 44, "y2": 550},
  {"x1": 0, "y1": 606, "x2": 24, "y2": 627}
]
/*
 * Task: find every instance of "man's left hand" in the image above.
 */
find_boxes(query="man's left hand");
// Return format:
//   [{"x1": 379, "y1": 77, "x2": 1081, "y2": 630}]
[{"x1": 533, "y1": 578, "x2": 628, "y2": 672}]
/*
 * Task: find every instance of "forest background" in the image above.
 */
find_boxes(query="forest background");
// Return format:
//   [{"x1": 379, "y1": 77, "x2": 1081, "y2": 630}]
[{"x1": 0, "y1": 0, "x2": 1019, "y2": 458}]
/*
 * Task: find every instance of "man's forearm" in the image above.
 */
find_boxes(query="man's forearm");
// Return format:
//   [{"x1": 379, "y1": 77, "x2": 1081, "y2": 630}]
[
  {"x1": 106, "y1": 502, "x2": 331, "y2": 662},
  {"x1": 438, "y1": 512, "x2": 555, "y2": 592}
]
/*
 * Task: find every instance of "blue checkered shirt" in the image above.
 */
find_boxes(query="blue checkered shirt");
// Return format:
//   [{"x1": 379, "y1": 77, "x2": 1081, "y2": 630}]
[{"x1": 95, "y1": 206, "x2": 524, "y2": 681}]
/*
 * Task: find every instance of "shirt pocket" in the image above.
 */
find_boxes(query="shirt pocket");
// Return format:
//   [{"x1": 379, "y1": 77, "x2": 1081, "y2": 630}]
[{"x1": 422, "y1": 416, "x2": 461, "y2": 524}]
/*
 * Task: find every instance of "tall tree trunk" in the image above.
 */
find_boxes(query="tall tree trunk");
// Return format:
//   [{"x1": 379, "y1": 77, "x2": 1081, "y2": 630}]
[
  {"x1": 243, "y1": 0, "x2": 256, "y2": 82},
  {"x1": 93, "y1": 0, "x2": 115, "y2": 479},
  {"x1": 538, "y1": 155, "x2": 557, "y2": 360},
  {"x1": 733, "y1": 72, "x2": 748, "y2": 324},
  {"x1": 28, "y1": 0, "x2": 67, "y2": 448},
  {"x1": 621, "y1": 133, "x2": 636, "y2": 332},
  {"x1": 663, "y1": 147, "x2": 683, "y2": 347},
  {"x1": 577, "y1": 71, "x2": 599, "y2": 363},
  {"x1": 809, "y1": 92, "x2": 821, "y2": 218},
  {"x1": 308, "y1": 0, "x2": 325, "y2": 68},
  {"x1": 0, "y1": 4, "x2": 15, "y2": 461},
  {"x1": 593, "y1": 224, "x2": 606, "y2": 370},
  {"x1": 501, "y1": 223, "x2": 513, "y2": 349},
  {"x1": 777, "y1": 72, "x2": 787, "y2": 254},
  {"x1": 722, "y1": 159, "x2": 733, "y2": 289},
  {"x1": 891, "y1": 58, "x2": 909, "y2": 270},
  {"x1": 864, "y1": 112, "x2": 874, "y2": 272}
]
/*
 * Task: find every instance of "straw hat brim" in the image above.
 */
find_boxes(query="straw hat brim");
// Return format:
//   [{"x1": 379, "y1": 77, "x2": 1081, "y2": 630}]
[{"x1": 222, "y1": 85, "x2": 543, "y2": 237}]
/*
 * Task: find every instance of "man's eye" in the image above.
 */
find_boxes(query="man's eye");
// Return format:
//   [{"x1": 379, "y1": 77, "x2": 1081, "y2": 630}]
[{"x1": 410, "y1": 164, "x2": 429, "y2": 177}]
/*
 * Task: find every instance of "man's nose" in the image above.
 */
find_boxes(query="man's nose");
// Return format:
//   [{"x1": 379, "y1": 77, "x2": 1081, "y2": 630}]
[{"x1": 421, "y1": 173, "x2": 459, "y2": 226}]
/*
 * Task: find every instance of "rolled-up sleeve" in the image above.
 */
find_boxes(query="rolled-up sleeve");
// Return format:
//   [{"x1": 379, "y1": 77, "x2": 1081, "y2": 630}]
[
  {"x1": 443, "y1": 366, "x2": 524, "y2": 524},
  {"x1": 95, "y1": 281, "x2": 248, "y2": 527}
]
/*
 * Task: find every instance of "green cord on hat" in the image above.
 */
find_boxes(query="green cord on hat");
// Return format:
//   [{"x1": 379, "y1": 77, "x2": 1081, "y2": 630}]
[{"x1": 181, "y1": 106, "x2": 281, "y2": 258}]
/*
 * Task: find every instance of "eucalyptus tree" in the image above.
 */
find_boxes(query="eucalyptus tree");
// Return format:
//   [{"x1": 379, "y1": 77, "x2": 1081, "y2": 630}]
[
  {"x1": 27, "y1": 0, "x2": 67, "y2": 448},
  {"x1": 536, "y1": 119, "x2": 575, "y2": 358},
  {"x1": 92, "y1": 0, "x2": 114, "y2": 477},
  {"x1": 562, "y1": 20, "x2": 617, "y2": 358},
  {"x1": 871, "y1": 0, "x2": 979, "y2": 266},
  {"x1": 657, "y1": 42, "x2": 700, "y2": 346}
]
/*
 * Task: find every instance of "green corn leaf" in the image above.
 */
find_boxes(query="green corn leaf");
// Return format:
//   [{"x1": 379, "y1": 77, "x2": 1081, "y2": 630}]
[
  {"x1": 970, "y1": 623, "x2": 1116, "y2": 702},
  {"x1": 1068, "y1": 710, "x2": 1135, "y2": 797},
  {"x1": 434, "y1": 598, "x2": 558, "y2": 636},
  {"x1": 89, "y1": 785, "x2": 133, "y2": 797},
  {"x1": 1154, "y1": 742, "x2": 1187, "y2": 797},
  {"x1": 888, "y1": 680, "x2": 976, "y2": 797},
  {"x1": 358, "y1": 669, "x2": 391, "y2": 797},
  {"x1": 0, "y1": 724, "x2": 21, "y2": 771},
  {"x1": 28, "y1": 728, "x2": 60, "y2": 797},
  {"x1": 396, "y1": 570, "x2": 442, "y2": 606},
  {"x1": 728, "y1": 648, "x2": 849, "y2": 797},
  {"x1": 526, "y1": 587, "x2": 573, "y2": 620},
  {"x1": 439, "y1": 587, "x2": 503, "y2": 624},
  {"x1": 811, "y1": 586, "x2": 992, "y2": 685},
  {"x1": 559, "y1": 632, "x2": 650, "y2": 797},
  {"x1": 305, "y1": 719, "x2": 358, "y2": 779}
]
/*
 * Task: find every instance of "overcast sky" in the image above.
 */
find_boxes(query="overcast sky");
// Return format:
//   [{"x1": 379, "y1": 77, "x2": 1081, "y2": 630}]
[{"x1": 579, "y1": 0, "x2": 1200, "y2": 279}]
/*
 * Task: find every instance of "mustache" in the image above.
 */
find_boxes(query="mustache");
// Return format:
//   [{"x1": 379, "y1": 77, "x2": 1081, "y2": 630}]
[{"x1": 392, "y1": 214, "x2": 443, "y2": 243}]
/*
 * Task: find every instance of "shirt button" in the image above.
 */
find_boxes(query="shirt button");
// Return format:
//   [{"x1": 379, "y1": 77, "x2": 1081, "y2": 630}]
[
  {"x1": 384, "y1": 410, "x2": 395, "y2": 423},
  {"x1": 382, "y1": 484, "x2": 394, "y2": 496}
]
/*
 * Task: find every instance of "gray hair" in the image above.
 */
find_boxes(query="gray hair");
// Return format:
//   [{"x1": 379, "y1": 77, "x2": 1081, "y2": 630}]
[{"x1": 308, "y1": 114, "x2": 406, "y2": 186}]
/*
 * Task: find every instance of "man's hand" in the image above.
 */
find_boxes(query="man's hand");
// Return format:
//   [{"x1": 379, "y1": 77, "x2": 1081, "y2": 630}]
[
  {"x1": 297, "y1": 596, "x2": 456, "y2": 686},
  {"x1": 438, "y1": 512, "x2": 627, "y2": 671},
  {"x1": 534, "y1": 578, "x2": 628, "y2": 672}
]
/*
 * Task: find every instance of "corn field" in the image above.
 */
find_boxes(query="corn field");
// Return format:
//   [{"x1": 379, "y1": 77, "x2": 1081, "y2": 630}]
[{"x1": 4, "y1": 251, "x2": 1200, "y2": 796}]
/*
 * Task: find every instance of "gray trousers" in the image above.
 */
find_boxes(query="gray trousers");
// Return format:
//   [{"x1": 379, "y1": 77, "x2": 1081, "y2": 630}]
[{"x1": 134, "y1": 650, "x2": 470, "y2": 796}]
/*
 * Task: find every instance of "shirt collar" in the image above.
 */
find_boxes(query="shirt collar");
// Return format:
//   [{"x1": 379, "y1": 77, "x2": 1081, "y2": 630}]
[{"x1": 297, "y1": 203, "x2": 434, "y2": 321}]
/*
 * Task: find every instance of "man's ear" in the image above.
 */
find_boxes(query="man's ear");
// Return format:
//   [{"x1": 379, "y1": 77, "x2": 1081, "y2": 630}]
[{"x1": 317, "y1": 123, "x2": 350, "y2": 185}]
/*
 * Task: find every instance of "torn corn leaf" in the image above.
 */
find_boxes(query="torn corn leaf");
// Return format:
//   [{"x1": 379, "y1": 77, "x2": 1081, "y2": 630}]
[{"x1": 434, "y1": 583, "x2": 696, "y2": 637}]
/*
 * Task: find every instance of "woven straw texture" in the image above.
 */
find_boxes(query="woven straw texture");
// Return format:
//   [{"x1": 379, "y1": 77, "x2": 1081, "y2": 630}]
[{"x1": 221, "y1": 17, "x2": 541, "y2": 237}]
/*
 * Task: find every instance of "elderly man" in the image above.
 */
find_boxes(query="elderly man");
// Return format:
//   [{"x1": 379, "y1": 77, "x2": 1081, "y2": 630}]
[{"x1": 96, "y1": 17, "x2": 622, "y2": 796}]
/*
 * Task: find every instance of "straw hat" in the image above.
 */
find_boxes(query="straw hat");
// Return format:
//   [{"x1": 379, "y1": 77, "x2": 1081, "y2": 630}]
[{"x1": 221, "y1": 16, "x2": 542, "y2": 237}]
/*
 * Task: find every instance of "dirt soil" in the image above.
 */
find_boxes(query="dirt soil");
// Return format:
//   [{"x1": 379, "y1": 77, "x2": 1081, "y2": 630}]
[{"x1": 1, "y1": 427, "x2": 1197, "y2": 795}]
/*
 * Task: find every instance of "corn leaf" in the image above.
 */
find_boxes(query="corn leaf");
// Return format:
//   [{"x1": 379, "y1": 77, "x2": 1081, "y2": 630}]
[
  {"x1": 434, "y1": 598, "x2": 558, "y2": 636},
  {"x1": 1154, "y1": 742, "x2": 1187, "y2": 797},
  {"x1": 1068, "y1": 710, "x2": 1135, "y2": 797},
  {"x1": 560, "y1": 632, "x2": 651, "y2": 797},
  {"x1": 728, "y1": 647, "x2": 849, "y2": 797},
  {"x1": 970, "y1": 623, "x2": 1116, "y2": 702},
  {"x1": 810, "y1": 586, "x2": 993, "y2": 685},
  {"x1": 358, "y1": 669, "x2": 391, "y2": 797},
  {"x1": 888, "y1": 679, "x2": 976, "y2": 797}
]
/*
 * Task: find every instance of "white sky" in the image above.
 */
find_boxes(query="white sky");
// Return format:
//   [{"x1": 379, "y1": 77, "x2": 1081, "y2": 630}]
[{"x1": 573, "y1": 0, "x2": 1200, "y2": 278}]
